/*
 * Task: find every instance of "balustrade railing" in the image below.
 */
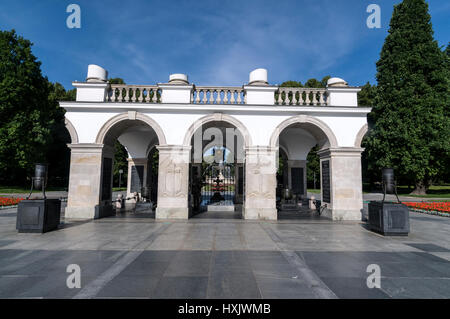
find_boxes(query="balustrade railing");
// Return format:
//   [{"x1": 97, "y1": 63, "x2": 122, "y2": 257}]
[
  {"x1": 105, "y1": 84, "x2": 329, "y2": 106},
  {"x1": 107, "y1": 84, "x2": 161, "y2": 103},
  {"x1": 192, "y1": 87, "x2": 245, "y2": 105},
  {"x1": 275, "y1": 88, "x2": 328, "y2": 106}
]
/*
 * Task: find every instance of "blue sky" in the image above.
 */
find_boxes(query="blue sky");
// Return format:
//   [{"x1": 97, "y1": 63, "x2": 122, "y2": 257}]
[{"x1": 0, "y1": 0, "x2": 448, "y2": 89}]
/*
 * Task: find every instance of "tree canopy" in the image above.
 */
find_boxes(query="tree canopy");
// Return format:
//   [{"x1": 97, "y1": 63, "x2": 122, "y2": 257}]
[
  {"x1": 364, "y1": 0, "x2": 449, "y2": 194},
  {"x1": 0, "y1": 30, "x2": 58, "y2": 183}
]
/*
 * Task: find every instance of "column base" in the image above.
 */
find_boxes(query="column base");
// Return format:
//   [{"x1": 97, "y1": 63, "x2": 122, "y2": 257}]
[
  {"x1": 156, "y1": 207, "x2": 189, "y2": 220},
  {"x1": 65, "y1": 204, "x2": 114, "y2": 220},
  {"x1": 321, "y1": 208, "x2": 362, "y2": 221},
  {"x1": 243, "y1": 208, "x2": 277, "y2": 220}
]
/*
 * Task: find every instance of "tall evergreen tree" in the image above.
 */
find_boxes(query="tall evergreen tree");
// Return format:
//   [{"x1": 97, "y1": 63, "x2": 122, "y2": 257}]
[
  {"x1": 365, "y1": 0, "x2": 449, "y2": 194},
  {"x1": 358, "y1": 82, "x2": 377, "y2": 107}
]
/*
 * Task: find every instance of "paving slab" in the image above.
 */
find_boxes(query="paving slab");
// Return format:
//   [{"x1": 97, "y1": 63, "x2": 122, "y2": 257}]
[{"x1": 0, "y1": 208, "x2": 449, "y2": 298}]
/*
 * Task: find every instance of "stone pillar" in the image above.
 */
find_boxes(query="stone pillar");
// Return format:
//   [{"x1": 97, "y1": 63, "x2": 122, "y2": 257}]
[
  {"x1": 126, "y1": 158, "x2": 148, "y2": 198},
  {"x1": 287, "y1": 160, "x2": 307, "y2": 198},
  {"x1": 66, "y1": 144, "x2": 115, "y2": 219},
  {"x1": 156, "y1": 145, "x2": 191, "y2": 219},
  {"x1": 243, "y1": 146, "x2": 277, "y2": 220},
  {"x1": 235, "y1": 163, "x2": 244, "y2": 204},
  {"x1": 317, "y1": 148, "x2": 364, "y2": 221}
]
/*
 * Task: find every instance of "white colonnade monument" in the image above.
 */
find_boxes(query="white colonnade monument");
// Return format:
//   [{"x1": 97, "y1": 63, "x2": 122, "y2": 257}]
[{"x1": 61, "y1": 65, "x2": 370, "y2": 221}]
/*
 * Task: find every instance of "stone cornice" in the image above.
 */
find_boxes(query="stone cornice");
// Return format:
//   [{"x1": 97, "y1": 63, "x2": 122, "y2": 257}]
[
  {"x1": 245, "y1": 146, "x2": 279, "y2": 154},
  {"x1": 60, "y1": 102, "x2": 372, "y2": 115},
  {"x1": 72, "y1": 82, "x2": 109, "y2": 88},
  {"x1": 67, "y1": 143, "x2": 104, "y2": 154},
  {"x1": 156, "y1": 145, "x2": 192, "y2": 153},
  {"x1": 317, "y1": 147, "x2": 365, "y2": 158}
]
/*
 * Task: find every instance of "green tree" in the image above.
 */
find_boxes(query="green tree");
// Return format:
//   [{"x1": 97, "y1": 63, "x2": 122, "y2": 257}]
[
  {"x1": 109, "y1": 78, "x2": 125, "y2": 84},
  {"x1": 280, "y1": 81, "x2": 302, "y2": 87},
  {"x1": 0, "y1": 30, "x2": 56, "y2": 184},
  {"x1": 358, "y1": 82, "x2": 377, "y2": 107},
  {"x1": 304, "y1": 78, "x2": 322, "y2": 88},
  {"x1": 365, "y1": 0, "x2": 449, "y2": 194},
  {"x1": 45, "y1": 82, "x2": 73, "y2": 187},
  {"x1": 113, "y1": 141, "x2": 128, "y2": 188},
  {"x1": 306, "y1": 145, "x2": 320, "y2": 189},
  {"x1": 108, "y1": 77, "x2": 129, "y2": 187}
]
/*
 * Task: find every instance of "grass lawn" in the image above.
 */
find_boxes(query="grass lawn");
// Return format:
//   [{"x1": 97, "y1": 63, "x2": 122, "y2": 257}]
[
  {"x1": 311, "y1": 185, "x2": 450, "y2": 199},
  {"x1": 0, "y1": 186, "x2": 67, "y2": 194},
  {"x1": 396, "y1": 185, "x2": 450, "y2": 199}
]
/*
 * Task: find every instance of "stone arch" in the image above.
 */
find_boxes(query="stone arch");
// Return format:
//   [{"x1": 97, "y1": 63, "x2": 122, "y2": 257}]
[
  {"x1": 354, "y1": 123, "x2": 369, "y2": 148},
  {"x1": 182, "y1": 113, "x2": 252, "y2": 147},
  {"x1": 278, "y1": 144, "x2": 290, "y2": 159},
  {"x1": 95, "y1": 112, "x2": 167, "y2": 146},
  {"x1": 146, "y1": 143, "x2": 158, "y2": 158},
  {"x1": 65, "y1": 118, "x2": 79, "y2": 144},
  {"x1": 269, "y1": 115, "x2": 338, "y2": 149}
]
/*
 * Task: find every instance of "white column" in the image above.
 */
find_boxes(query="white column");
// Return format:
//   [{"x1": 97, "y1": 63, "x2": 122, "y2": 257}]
[
  {"x1": 156, "y1": 145, "x2": 191, "y2": 219},
  {"x1": 243, "y1": 146, "x2": 278, "y2": 220},
  {"x1": 317, "y1": 148, "x2": 364, "y2": 221},
  {"x1": 66, "y1": 143, "x2": 115, "y2": 219}
]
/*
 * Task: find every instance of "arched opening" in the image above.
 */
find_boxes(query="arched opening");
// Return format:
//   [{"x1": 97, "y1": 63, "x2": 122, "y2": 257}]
[
  {"x1": 96, "y1": 113, "x2": 165, "y2": 217},
  {"x1": 271, "y1": 116, "x2": 336, "y2": 219},
  {"x1": 186, "y1": 116, "x2": 248, "y2": 219}
]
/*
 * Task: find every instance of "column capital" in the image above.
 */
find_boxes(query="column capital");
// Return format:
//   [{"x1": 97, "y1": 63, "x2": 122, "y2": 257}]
[
  {"x1": 127, "y1": 157, "x2": 149, "y2": 164},
  {"x1": 245, "y1": 146, "x2": 279, "y2": 154},
  {"x1": 317, "y1": 147, "x2": 364, "y2": 158},
  {"x1": 287, "y1": 159, "x2": 307, "y2": 166},
  {"x1": 67, "y1": 143, "x2": 105, "y2": 153},
  {"x1": 156, "y1": 145, "x2": 192, "y2": 153}
]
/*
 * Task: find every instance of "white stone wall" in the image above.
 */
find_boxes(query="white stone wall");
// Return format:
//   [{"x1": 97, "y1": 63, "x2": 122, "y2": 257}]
[{"x1": 64, "y1": 107, "x2": 370, "y2": 149}]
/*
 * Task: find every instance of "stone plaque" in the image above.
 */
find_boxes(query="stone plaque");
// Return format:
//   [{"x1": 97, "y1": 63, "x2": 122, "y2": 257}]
[
  {"x1": 131, "y1": 165, "x2": 144, "y2": 193},
  {"x1": 291, "y1": 167, "x2": 304, "y2": 196},
  {"x1": 101, "y1": 158, "x2": 113, "y2": 201},
  {"x1": 322, "y1": 160, "x2": 331, "y2": 203}
]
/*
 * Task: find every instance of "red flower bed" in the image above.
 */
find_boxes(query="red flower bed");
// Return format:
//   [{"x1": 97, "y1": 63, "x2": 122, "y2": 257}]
[
  {"x1": 0, "y1": 197, "x2": 24, "y2": 207},
  {"x1": 403, "y1": 202, "x2": 450, "y2": 213}
]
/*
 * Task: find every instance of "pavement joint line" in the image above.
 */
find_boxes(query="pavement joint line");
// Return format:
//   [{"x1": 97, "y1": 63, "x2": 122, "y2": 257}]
[
  {"x1": 0, "y1": 249, "x2": 62, "y2": 273},
  {"x1": 259, "y1": 222, "x2": 338, "y2": 299},
  {"x1": 72, "y1": 222, "x2": 171, "y2": 299}
]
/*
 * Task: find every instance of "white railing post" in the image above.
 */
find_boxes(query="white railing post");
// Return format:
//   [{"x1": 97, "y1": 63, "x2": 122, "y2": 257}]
[
  {"x1": 158, "y1": 74, "x2": 194, "y2": 104},
  {"x1": 243, "y1": 69, "x2": 277, "y2": 105},
  {"x1": 73, "y1": 65, "x2": 109, "y2": 102},
  {"x1": 326, "y1": 77, "x2": 361, "y2": 107}
]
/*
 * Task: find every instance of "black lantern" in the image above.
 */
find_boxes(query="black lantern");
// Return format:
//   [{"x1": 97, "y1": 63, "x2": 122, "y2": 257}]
[
  {"x1": 18, "y1": 163, "x2": 61, "y2": 233},
  {"x1": 27, "y1": 163, "x2": 48, "y2": 199},
  {"x1": 368, "y1": 168, "x2": 409, "y2": 236},
  {"x1": 382, "y1": 168, "x2": 395, "y2": 194},
  {"x1": 381, "y1": 168, "x2": 401, "y2": 203},
  {"x1": 382, "y1": 168, "x2": 400, "y2": 203}
]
